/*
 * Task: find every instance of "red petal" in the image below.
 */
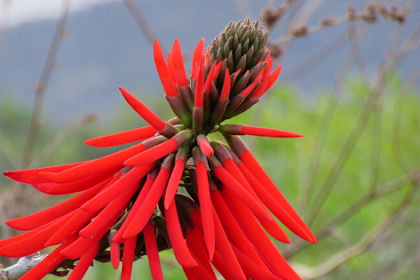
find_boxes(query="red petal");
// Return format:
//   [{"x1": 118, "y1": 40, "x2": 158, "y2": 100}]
[
  {"x1": 3, "y1": 161, "x2": 87, "y2": 184},
  {"x1": 79, "y1": 181, "x2": 139, "y2": 239},
  {"x1": 211, "y1": 189, "x2": 269, "y2": 269},
  {"x1": 191, "y1": 39, "x2": 204, "y2": 76},
  {"x1": 40, "y1": 142, "x2": 145, "y2": 183},
  {"x1": 172, "y1": 39, "x2": 189, "y2": 87},
  {"x1": 6, "y1": 178, "x2": 109, "y2": 231},
  {"x1": 266, "y1": 65, "x2": 282, "y2": 91},
  {"x1": 67, "y1": 242, "x2": 100, "y2": 280},
  {"x1": 84, "y1": 126, "x2": 157, "y2": 147},
  {"x1": 112, "y1": 175, "x2": 156, "y2": 243},
  {"x1": 222, "y1": 188, "x2": 302, "y2": 280},
  {"x1": 238, "y1": 162, "x2": 312, "y2": 242},
  {"x1": 46, "y1": 170, "x2": 115, "y2": 195},
  {"x1": 154, "y1": 40, "x2": 177, "y2": 97},
  {"x1": 81, "y1": 164, "x2": 152, "y2": 212},
  {"x1": 45, "y1": 209, "x2": 98, "y2": 247},
  {"x1": 124, "y1": 138, "x2": 177, "y2": 167},
  {"x1": 204, "y1": 61, "x2": 216, "y2": 94},
  {"x1": 186, "y1": 228, "x2": 216, "y2": 277},
  {"x1": 119, "y1": 87, "x2": 166, "y2": 130},
  {"x1": 110, "y1": 241, "x2": 121, "y2": 269},
  {"x1": 144, "y1": 223, "x2": 164, "y2": 280},
  {"x1": 240, "y1": 125, "x2": 302, "y2": 138},
  {"x1": 232, "y1": 244, "x2": 281, "y2": 280},
  {"x1": 121, "y1": 236, "x2": 137, "y2": 280},
  {"x1": 240, "y1": 150, "x2": 316, "y2": 243},
  {"x1": 123, "y1": 167, "x2": 172, "y2": 238},
  {"x1": 195, "y1": 162, "x2": 215, "y2": 260},
  {"x1": 194, "y1": 57, "x2": 205, "y2": 108},
  {"x1": 220, "y1": 69, "x2": 231, "y2": 100},
  {"x1": 212, "y1": 165, "x2": 272, "y2": 221},
  {"x1": 0, "y1": 214, "x2": 70, "y2": 257},
  {"x1": 211, "y1": 208, "x2": 246, "y2": 280},
  {"x1": 165, "y1": 200, "x2": 198, "y2": 267},
  {"x1": 164, "y1": 159, "x2": 185, "y2": 209},
  {"x1": 61, "y1": 209, "x2": 121, "y2": 259},
  {"x1": 19, "y1": 235, "x2": 78, "y2": 280}
]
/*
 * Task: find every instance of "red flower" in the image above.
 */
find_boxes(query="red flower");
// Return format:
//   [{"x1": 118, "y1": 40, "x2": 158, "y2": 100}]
[{"x1": 1, "y1": 19, "x2": 316, "y2": 280}]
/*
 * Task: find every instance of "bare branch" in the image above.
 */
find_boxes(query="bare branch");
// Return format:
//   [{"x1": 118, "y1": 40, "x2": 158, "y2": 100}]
[
  {"x1": 21, "y1": 0, "x2": 71, "y2": 168},
  {"x1": 122, "y1": 0, "x2": 165, "y2": 53},
  {"x1": 0, "y1": 253, "x2": 47, "y2": 280}
]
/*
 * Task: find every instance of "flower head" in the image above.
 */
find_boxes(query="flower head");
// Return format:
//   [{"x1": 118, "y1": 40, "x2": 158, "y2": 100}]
[{"x1": 1, "y1": 19, "x2": 316, "y2": 280}]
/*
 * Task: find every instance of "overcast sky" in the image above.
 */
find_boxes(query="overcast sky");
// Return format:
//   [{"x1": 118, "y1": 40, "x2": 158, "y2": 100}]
[{"x1": 0, "y1": 0, "x2": 117, "y2": 27}]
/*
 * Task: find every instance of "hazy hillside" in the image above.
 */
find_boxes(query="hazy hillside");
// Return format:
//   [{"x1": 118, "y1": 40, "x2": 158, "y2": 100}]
[{"x1": 0, "y1": 1, "x2": 418, "y2": 123}]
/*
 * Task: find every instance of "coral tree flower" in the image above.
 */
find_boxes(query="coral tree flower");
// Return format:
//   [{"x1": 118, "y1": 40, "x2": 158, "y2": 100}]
[{"x1": 1, "y1": 19, "x2": 316, "y2": 280}]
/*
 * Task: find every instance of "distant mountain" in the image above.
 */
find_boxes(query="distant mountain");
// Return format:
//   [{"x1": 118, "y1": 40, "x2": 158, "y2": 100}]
[{"x1": 0, "y1": 1, "x2": 418, "y2": 123}]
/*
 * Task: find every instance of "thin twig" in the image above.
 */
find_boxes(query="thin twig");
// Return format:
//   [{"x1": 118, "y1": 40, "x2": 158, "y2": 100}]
[
  {"x1": 287, "y1": 170, "x2": 420, "y2": 257},
  {"x1": 21, "y1": 0, "x2": 71, "y2": 168},
  {"x1": 0, "y1": 0, "x2": 11, "y2": 55},
  {"x1": 293, "y1": 183, "x2": 417, "y2": 279},
  {"x1": 122, "y1": 0, "x2": 165, "y2": 53}
]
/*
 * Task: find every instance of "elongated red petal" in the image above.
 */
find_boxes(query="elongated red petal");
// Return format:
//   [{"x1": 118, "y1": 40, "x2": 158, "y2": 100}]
[
  {"x1": 266, "y1": 65, "x2": 282, "y2": 91},
  {"x1": 191, "y1": 39, "x2": 204, "y2": 75},
  {"x1": 211, "y1": 164, "x2": 272, "y2": 221},
  {"x1": 237, "y1": 162, "x2": 312, "y2": 241},
  {"x1": 232, "y1": 244, "x2": 281, "y2": 280},
  {"x1": 3, "y1": 161, "x2": 87, "y2": 184},
  {"x1": 220, "y1": 69, "x2": 231, "y2": 100},
  {"x1": 44, "y1": 170, "x2": 115, "y2": 195},
  {"x1": 67, "y1": 242, "x2": 100, "y2": 280},
  {"x1": 81, "y1": 164, "x2": 152, "y2": 212},
  {"x1": 164, "y1": 159, "x2": 185, "y2": 209},
  {"x1": 221, "y1": 124, "x2": 303, "y2": 138},
  {"x1": 194, "y1": 57, "x2": 205, "y2": 108},
  {"x1": 40, "y1": 142, "x2": 146, "y2": 183},
  {"x1": 165, "y1": 200, "x2": 198, "y2": 267},
  {"x1": 45, "y1": 209, "x2": 98, "y2": 247},
  {"x1": 6, "y1": 178, "x2": 108, "y2": 231},
  {"x1": 84, "y1": 126, "x2": 157, "y2": 147},
  {"x1": 211, "y1": 189, "x2": 270, "y2": 269},
  {"x1": 19, "y1": 235, "x2": 78, "y2": 280},
  {"x1": 172, "y1": 39, "x2": 189, "y2": 87},
  {"x1": 211, "y1": 208, "x2": 246, "y2": 280},
  {"x1": 125, "y1": 130, "x2": 192, "y2": 167},
  {"x1": 79, "y1": 182, "x2": 139, "y2": 239},
  {"x1": 0, "y1": 214, "x2": 70, "y2": 257},
  {"x1": 195, "y1": 161, "x2": 215, "y2": 260},
  {"x1": 144, "y1": 223, "x2": 164, "y2": 280},
  {"x1": 186, "y1": 228, "x2": 216, "y2": 278},
  {"x1": 197, "y1": 135, "x2": 214, "y2": 158},
  {"x1": 204, "y1": 61, "x2": 216, "y2": 94},
  {"x1": 121, "y1": 236, "x2": 137, "y2": 280},
  {"x1": 119, "y1": 87, "x2": 167, "y2": 130},
  {"x1": 240, "y1": 150, "x2": 316, "y2": 243},
  {"x1": 124, "y1": 138, "x2": 177, "y2": 167},
  {"x1": 110, "y1": 240, "x2": 121, "y2": 269},
  {"x1": 123, "y1": 162, "x2": 173, "y2": 238},
  {"x1": 112, "y1": 174, "x2": 156, "y2": 243},
  {"x1": 154, "y1": 40, "x2": 178, "y2": 97},
  {"x1": 61, "y1": 209, "x2": 121, "y2": 259},
  {"x1": 222, "y1": 188, "x2": 302, "y2": 280}
]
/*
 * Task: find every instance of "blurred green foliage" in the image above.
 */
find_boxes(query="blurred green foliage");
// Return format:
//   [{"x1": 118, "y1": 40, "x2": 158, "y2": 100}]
[{"x1": 0, "y1": 76, "x2": 419, "y2": 279}]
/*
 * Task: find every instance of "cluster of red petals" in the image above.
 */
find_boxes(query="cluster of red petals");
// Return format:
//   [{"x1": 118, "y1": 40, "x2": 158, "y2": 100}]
[{"x1": 1, "y1": 34, "x2": 316, "y2": 280}]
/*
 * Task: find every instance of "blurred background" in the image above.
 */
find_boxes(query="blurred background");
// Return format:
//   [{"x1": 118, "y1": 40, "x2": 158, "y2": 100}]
[{"x1": 0, "y1": 0, "x2": 419, "y2": 279}]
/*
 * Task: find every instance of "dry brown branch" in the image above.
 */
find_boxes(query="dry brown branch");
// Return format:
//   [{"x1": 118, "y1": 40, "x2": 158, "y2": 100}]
[
  {"x1": 293, "y1": 183, "x2": 417, "y2": 279},
  {"x1": 122, "y1": 0, "x2": 165, "y2": 53},
  {"x1": 286, "y1": 170, "x2": 420, "y2": 257},
  {"x1": 21, "y1": 0, "x2": 71, "y2": 169}
]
